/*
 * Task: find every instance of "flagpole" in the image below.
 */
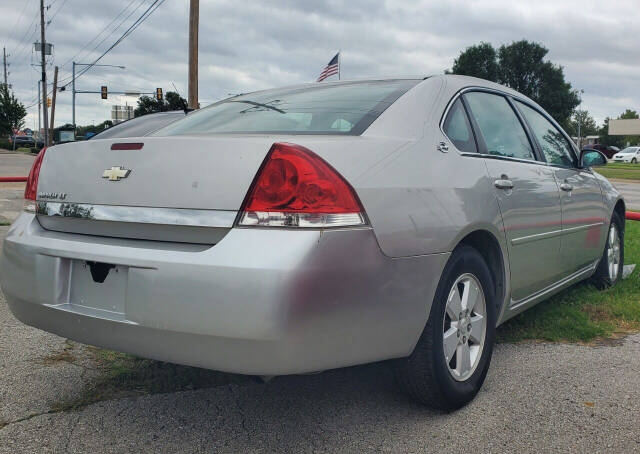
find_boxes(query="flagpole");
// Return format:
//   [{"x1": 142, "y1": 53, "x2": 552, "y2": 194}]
[{"x1": 338, "y1": 51, "x2": 341, "y2": 80}]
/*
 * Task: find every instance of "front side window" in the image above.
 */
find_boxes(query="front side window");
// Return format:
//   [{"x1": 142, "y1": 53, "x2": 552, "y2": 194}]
[
  {"x1": 516, "y1": 102, "x2": 577, "y2": 167},
  {"x1": 464, "y1": 92, "x2": 534, "y2": 160},
  {"x1": 153, "y1": 80, "x2": 419, "y2": 136},
  {"x1": 443, "y1": 99, "x2": 477, "y2": 153}
]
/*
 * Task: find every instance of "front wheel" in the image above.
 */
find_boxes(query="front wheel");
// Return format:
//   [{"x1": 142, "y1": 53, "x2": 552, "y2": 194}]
[
  {"x1": 592, "y1": 212, "x2": 624, "y2": 289},
  {"x1": 394, "y1": 245, "x2": 496, "y2": 411},
  {"x1": 632, "y1": 158, "x2": 637, "y2": 164}
]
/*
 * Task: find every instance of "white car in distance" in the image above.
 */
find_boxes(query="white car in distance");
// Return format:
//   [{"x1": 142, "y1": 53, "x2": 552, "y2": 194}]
[{"x1": 612, "y1": 146, "x2": 640, "y2": 163}]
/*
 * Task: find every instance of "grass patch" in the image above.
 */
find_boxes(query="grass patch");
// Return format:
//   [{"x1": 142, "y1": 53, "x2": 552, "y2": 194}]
[
  {"x1": 498, "y1": 220, "x2": 640, "y2": 343},
  {"x1": 0, "y1": 221, "x2": 11, "y2": 226},
  {"x1": 52, "y1": 347, "x2": 252, "y2": 412},
  {"x1": 595, "y1": 163, "x2": 640, "y2": 181}
]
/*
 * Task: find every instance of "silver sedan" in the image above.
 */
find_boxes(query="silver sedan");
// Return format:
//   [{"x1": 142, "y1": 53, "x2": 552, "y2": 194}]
[{"x1": 0, "y1": 75, "x2": 625, "y2": 410}]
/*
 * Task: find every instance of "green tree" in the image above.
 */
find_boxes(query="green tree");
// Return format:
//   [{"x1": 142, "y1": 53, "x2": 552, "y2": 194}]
[
  {"x1": 448, "y1": 40, "x2": 580, "y2": 128},
  {"x1": 134, "y1": 91, "x2": 187, "y2": 117},
  {"x1": 448, "y1": 42, "x2": 500, "y2": 82},
  {"x1": 567, "y1": 109, "x2": 598, "y2": 138},
  {"x1": 0, "y1": 84, "x2": 27, "y2": 137}
]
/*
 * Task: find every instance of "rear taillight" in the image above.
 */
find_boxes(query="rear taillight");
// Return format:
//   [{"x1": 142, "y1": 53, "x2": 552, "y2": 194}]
[
  {"x1": 238, "y1": 143, "x2": 367, "y2": 228},
  {"x1": 24, "y1": 147, "x2": 47, "y2": 209}
]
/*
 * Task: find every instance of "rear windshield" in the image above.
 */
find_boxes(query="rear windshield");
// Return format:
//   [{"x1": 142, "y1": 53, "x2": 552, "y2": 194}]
[
  {"x1": 153, "y1": 80, "x2": 419, "y2": 136},
  {"x1": 91, "y1": 112, "x2": 186, "y2": 140}
]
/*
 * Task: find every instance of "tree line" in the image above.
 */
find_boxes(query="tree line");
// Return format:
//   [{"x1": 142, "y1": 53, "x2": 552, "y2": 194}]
[
  {"x1": 1, "y1": 42, "x2": 638, "y2": 147},
  {"x1": 448, "y1": 39, "x2": 639, "y2": 147}
]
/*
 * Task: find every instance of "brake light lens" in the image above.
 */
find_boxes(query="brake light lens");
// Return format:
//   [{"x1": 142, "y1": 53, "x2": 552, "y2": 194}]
[
  {"x1": 24, "y1": 147, "x2": 47, "y2": 209},
  {"x1": 238, "y1": 143, "x2": 366, "y2": 228}
]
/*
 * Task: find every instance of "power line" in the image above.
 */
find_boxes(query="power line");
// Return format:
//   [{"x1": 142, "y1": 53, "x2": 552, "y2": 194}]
[
  {"x1": 23, "y1": 0, "x2": 166, "y2": 110},
  {"x1": 47, "y1": 0, "x2": 70, "y2": 26},
  {"x1": 58, "y1": 0, "x2": 141, "y2": 71},
  {"x1": 11, "y1": 11, "x2": 39, "y2": 64},
  {"x1": 8, "y1": 0, "x2": 34, "y2": 42},
  {"x1": 61, "y1": 0, "x2": 166, "y2": 89}
]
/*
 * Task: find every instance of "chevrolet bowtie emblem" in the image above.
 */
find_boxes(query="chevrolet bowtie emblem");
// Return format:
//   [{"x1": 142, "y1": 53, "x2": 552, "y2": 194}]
[{"x1": 102, "y1": 166, "x2": 131, "y2": 181}]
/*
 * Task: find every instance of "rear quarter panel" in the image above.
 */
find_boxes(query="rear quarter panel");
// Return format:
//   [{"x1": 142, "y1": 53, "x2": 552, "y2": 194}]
[{"x1": 354, "y1": 77, "x2": 507, "y2": 259}]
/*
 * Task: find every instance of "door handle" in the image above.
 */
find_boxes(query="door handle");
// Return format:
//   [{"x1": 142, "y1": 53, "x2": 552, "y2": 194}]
[
  {"x1": 494, "y1": 179, "x2": 514, "y2": 190},
  {"x1": 560, "y1": 183, "x2": 573, "y2": 192}
]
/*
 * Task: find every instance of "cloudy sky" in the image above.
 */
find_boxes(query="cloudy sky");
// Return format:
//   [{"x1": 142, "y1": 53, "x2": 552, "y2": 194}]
[{"x1": 1, "y1": 0, "x2": 639, "y2": 129}]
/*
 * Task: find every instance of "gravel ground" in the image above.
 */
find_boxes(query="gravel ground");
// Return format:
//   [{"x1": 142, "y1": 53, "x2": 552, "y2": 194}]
[{"x1": 1, "y1": 152, "x2": 639, "y2": 452}]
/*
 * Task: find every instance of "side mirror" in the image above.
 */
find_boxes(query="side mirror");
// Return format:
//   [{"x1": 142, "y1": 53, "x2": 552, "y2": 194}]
[{"x1": 580, "y1": 149, "x2": 607, "y2": 168}]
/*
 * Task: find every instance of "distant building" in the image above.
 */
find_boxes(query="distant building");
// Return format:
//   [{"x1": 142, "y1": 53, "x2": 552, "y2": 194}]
[
  {"x1": 571, "y1": 135, "x2": 600, "y2": 148},
  {"x1": 111, "y1": 105, "x2": 134, "y2": 124}
]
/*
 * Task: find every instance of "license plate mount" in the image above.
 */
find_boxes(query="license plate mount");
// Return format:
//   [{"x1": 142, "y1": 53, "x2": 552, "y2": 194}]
[{"x1": 69, "y1": 260, "x2": 128, "y2": 314}]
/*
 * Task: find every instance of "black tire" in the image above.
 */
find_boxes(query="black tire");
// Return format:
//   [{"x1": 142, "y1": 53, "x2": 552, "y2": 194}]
[
  {"x1": 591, "y1": 212, "x2": 624, "y2": 289},
  {"x1": 393, "y1": 245, "x2": 497, "y2": 411},
  {"x1": 632, "y1": 158, "x2": 637, "y2": 164}
]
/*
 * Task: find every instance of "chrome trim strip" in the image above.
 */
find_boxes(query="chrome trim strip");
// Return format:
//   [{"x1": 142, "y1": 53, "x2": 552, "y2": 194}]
[
  {"x1": 511, "y1": 228, "x2": 563, "y2": 245},
  {"x1": 36, "y1": 201, "x2": 237, "y2": 228},
  {"x1": 510, "y1": 222, "x2": 605, "y2": 246},
  {"x1": 509, "y1": 262, "x2": 598, "y2": 311}
]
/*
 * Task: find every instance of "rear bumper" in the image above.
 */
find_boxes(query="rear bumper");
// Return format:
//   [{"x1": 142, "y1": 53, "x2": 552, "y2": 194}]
[{"x1": 1, "y1": 214, "x2": 448, "y2": 375}]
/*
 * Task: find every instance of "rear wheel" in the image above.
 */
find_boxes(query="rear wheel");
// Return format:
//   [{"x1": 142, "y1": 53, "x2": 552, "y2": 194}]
[
  {"x1": 394, "y1": 245, "x2": 496, "y2": 411},
  {"x1": 592, "y1": 212, "x2": 624, "y2": 289}
]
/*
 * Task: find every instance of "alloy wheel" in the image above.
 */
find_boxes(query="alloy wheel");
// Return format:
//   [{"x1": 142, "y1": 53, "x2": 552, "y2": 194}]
[
  {"x1": 607, "y1": 224, "x2": 621, "y2": 281},
  {"x1": 442, "y1": 273, "x2": 487, "y2": 381}
]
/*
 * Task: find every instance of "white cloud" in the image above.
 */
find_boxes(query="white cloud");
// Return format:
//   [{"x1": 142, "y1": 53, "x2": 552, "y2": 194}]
[{"x1": 1, "y1": 0, "x2": 638, "y2": 128}]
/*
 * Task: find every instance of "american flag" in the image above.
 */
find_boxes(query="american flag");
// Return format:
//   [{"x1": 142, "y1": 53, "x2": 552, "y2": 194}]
[{"x1": 316, "y1": 53, "x2": 340, "y2": 82}]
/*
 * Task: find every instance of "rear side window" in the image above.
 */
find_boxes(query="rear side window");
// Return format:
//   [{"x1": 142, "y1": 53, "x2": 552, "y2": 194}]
[
  {"x1": 443, "y1": 99, "x2": 477, "y2": 153},
  {"x1": 153, "y1": 80, "x2": 419, "y2": 136},
  {"x1": 516, "y1": 102, "x2": 577, "y2": 167},
  {"x1": 464, "y1": 92, "x2": 535, "y2": 160}
]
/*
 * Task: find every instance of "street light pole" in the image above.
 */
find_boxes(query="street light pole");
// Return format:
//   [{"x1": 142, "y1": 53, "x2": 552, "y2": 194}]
[
  {"x1": 577, "y1": 88, "x2": 585, "y2": 149},
  {"x1": 72, "y1": 62, "x2": 76, "y2": 128}
]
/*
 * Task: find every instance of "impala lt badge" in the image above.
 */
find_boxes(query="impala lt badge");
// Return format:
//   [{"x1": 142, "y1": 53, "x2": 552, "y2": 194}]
[{"x1": 102, "y1": 166, "x2": 131, "y2": 181}]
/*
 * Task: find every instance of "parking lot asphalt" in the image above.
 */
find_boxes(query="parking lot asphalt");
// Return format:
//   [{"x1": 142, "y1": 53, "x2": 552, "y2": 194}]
[
  {"x1": 1, "y1": 152, "x2": 640, "y2": 452},
  {"x1": 611, "y1": 179, "x2": 640, "y2": 211}
]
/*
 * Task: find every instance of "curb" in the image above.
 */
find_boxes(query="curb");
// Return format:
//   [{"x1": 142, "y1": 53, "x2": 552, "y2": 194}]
[{"x1": 0, "y1": 177, "x2": 27, "y2": 182}]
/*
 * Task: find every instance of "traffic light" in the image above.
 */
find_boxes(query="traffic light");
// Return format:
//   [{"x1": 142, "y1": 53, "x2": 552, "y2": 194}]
[
  {"x1": 46, "y1": 97, "x2": 51, "y2": 108},
  {"x1": 156, "y1": 87, "x2": 163, "y2": 101},
  {"x1": 101, "y1": 86, "x2": 108, "y2": 99}
]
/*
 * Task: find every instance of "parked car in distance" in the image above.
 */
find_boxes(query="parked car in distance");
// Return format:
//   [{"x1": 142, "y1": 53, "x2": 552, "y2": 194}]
[
  {"x1": 612, "y1": 146, "x2": 640, "y2": 163},
  {"x1": 584, "y1": 143, "x2": 620, "y2": 159},
  {"x1": 0, "y1": 75, "x2": 625, "y2": 411},
  {"x1": 89, "y1": 111, "x2": 187, "y2": 140},
  {"x1": 9, "y1": 135, "x2": 43, "y2": 149}
]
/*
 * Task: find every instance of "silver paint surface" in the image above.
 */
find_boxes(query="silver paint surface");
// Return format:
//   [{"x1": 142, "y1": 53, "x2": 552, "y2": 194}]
[{"x1": 0, "y1": 75, "x2": 624, "y2": 374}]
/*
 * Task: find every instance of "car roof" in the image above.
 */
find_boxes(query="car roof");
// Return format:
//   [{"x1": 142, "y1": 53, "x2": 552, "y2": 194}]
[{"x1": 214, "y1": 74, "x2": 535, "y2": 108}]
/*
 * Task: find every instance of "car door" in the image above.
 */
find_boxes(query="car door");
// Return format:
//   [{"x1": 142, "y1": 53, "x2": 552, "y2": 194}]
[
  {"x1": 515, "y1": 101, "x2": 607, "y2": 274},
  {"x1": 463, "y1": 91, "x2": 564, "y2": 302}
]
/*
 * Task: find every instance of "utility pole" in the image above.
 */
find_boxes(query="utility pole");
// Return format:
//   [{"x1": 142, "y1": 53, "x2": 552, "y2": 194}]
[
  {"x1": 50, "y1": 66, "x2": 58, "y2": 137},
  {"x1": 37, "y1": 81, "x2": 41, "y2": 135},
  {"x1": 39, "y1": 0, "x2": 49, "y2": 146},
  {"x1": 188, "y1": 0, "x2": 199, "y2": 109},
  {"x1": 72, "y1": 62, "x2": 76, "y2": 128},
  {"x1": 2, "y1": 46, "x2": 7, "y2": 88}
]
